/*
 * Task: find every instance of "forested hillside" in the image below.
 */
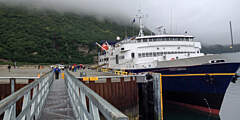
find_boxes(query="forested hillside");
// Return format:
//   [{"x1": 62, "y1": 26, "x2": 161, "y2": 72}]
[
  {"x1": 0, "y1": 3, "x2": 141, "y2": 64},
  {"x1": 0, "y1": 3, "x2": 239, "y2": 65}
]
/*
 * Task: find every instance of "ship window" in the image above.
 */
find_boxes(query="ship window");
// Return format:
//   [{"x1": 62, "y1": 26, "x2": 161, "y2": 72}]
[
  {"x1": 142, "y1": 53, "x2": 146, "y2": 57},
  {"x1": 146, "y1": 53, "x2": 150, "y2": 57},
  {"x1": 153, "y1": 38, "x2": 157, "y2": 41},
  {"x1": 121, "y1": 48, "x2": 124, "y2": 50},
  {"x1": 137, "y1": 39, "x2": 142, "y2": 43},
  {"x1": 149, "y1": 52, "x2": 153, "y2": 57},
  {"x1": 162, "y1": 38, "x2": 166, "y2": 41},
  {"x1": 138, "y1": 53, "x2": 142, "y2": 58},
  {"x1": 116, "y1": 55, "x2": 119, "y2": 64},
  {"x1": 153, "y1": 52, "x2": 157, "y2": 56},
  {"x1": 119, "y1": 56, "x2": 123, "y2": 59},
  {"x1": 149, "y1": 38, "x2": 153, "y2": 42},
  {"x1": 143, "y1": 39, "x2": 148, "y2": 42},
  {"x1": 186, "y1": 38, "x2": 189, "y2": 41},
  {"x1": 131, "y1": 53, "x2": 135, "y2": 58},
  {"x1": 157, "y1": 52, "x2": 161, "y2": 56}
]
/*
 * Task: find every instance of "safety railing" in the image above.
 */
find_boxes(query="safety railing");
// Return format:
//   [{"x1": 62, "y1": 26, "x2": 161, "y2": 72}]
[
  {"x1": 0, "y1": 71, "x2": 54, "y2": 120},
  {"x1": 65, "y1": 71, "x2": 129, "y2": 120}
]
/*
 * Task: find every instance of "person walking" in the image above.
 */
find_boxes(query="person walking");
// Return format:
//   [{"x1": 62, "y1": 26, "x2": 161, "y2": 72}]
[
  {"x1": 54, "y1": 67, "x2": 61, "y2": 79},
  {"x1": 71, "y1": 65, "x2": 74, "y2": 72},
  {"x1": 8, "y1": 64, "x2": 11, "y2": 72}
]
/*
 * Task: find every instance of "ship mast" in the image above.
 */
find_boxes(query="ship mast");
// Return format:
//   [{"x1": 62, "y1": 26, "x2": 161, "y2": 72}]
[{"x1": 136, "y1": 9, "x2": 144, "y2": 37}]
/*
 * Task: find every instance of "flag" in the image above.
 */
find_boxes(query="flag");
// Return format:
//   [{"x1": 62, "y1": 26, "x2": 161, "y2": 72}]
[{"x1": 132, "y1": 18, "x2": 135, "y2": 24}]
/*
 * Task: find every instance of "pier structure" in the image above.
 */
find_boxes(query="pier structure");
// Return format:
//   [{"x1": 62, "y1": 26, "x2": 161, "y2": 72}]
[{"x1": 0, "y1": 69, "x2": 163, "y2": 120}]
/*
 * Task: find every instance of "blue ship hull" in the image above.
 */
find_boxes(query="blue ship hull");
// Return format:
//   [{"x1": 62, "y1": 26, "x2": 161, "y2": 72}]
[{"x1": 126, "y1": 63, "x2": 240, "y2": 114}]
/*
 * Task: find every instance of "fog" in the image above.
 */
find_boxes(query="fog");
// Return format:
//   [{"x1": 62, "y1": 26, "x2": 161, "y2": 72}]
[{"x1": 1, "y1": 0, "x2": 240, "y2": 45}]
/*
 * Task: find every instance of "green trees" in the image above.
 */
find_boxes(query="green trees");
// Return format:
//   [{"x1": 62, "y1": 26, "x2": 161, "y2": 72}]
[{"x1": 0, "y1": 3, "x2": 140, "y2": 64}]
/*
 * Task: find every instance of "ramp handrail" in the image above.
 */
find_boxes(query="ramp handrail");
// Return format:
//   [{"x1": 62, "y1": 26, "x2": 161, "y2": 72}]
[
  {"x1": 0, "y1": 71, "x2": 54, "y2": 120},
  {"x1": 65, "y1": 71, "x2": 129, "y2": 120}
]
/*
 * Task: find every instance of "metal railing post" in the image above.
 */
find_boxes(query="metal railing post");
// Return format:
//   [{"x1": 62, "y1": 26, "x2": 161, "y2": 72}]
[
  {"x1": 10, "y1": 78, "x2": 16, "y2": 119},
  {"x1": 89, "y1": 100, "x2": 100, "y2": 120},
  {"x1": 3, "y1": 105, "x2": 14, "y2": 120}
]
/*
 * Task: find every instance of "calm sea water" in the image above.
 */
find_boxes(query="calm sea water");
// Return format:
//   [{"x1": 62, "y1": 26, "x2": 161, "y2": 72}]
[{"x1": 164, "y1": 52, "x2": 240, "y2": 120}]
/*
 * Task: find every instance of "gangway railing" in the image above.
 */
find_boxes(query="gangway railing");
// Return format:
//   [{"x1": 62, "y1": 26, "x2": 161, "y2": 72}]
[
  {"x1": 0, "y1": 71, "x2": 54, "y2": 120},
  {"x1": 65, "y1": 71, "x2": 129, "y2": 120}
]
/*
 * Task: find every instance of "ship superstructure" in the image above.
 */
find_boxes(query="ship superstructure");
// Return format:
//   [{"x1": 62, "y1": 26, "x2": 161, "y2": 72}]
[
  {"x1": 96, "y1": 11, "x2": 240, "y2": 115},
  {"x1": 98, "y1": 34, "x2": 204, "y2": 70}
]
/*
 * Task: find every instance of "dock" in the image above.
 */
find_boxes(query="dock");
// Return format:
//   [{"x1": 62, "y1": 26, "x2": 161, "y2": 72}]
[{"x1": 0, "y1": 67, "x2": 163, "y2": 120}]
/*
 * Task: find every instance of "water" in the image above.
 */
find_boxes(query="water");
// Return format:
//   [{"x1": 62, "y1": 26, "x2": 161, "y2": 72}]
[{"x1": 165, "y1": 52, "x2": 240, "y2": 120}]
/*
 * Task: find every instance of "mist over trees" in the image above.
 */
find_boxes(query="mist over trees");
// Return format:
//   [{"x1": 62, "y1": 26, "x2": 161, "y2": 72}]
[
  {"x1": 0, "y1": 3, "x2": 140, "y2": 64},
  {"x1": 0, "y1": 2, "x2": 239, "y2": 65}
]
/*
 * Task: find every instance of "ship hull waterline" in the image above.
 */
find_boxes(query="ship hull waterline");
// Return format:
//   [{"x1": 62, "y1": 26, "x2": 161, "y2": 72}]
[{"x1": 125, "y1": 63, "x2": 240, "y2": 115}]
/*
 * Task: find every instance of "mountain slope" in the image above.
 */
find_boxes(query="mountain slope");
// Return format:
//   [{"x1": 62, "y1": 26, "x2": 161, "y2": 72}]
[{"x1": 0, "y1": 3, "x2": 141, "y2": 64}]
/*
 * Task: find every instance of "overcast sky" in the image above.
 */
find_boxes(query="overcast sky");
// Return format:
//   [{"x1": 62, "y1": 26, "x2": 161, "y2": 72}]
[{"x1": 1, "y1": 0, "x2": 240, "y2": 45}]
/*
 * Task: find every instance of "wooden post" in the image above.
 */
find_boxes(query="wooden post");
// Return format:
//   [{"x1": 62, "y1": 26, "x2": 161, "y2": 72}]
[
  {"x1": 137, "y1": 73, "x2": 163, "y2": 120},
  {"x1": 153, "y1": 73, "x2": 163, "y2": 120},
  {"x1": 137, "y1": 75, "x2": 154, "y2": 120}
]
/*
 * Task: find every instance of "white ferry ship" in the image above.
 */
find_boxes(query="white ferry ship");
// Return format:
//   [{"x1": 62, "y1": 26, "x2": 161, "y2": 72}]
[{"x1": 96, "y1": 12, "x2": 240, "y2": 115}]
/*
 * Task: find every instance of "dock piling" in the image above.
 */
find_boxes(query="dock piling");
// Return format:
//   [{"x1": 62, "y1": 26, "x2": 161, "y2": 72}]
[{"x1": 137, "y1": 73, "x2": 163, "y2": 120}]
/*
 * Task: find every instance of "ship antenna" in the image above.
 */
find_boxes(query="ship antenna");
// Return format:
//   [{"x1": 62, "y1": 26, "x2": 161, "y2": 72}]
[
  {"x1": 229, "y1": 21, "x2": 234, "y2": 49},
  {"x1": 136, "y1": 9, "x2": 144, "y2": 37},
  {"x1": 156, "y1": 26, "x2": 164, "y2": 35}
]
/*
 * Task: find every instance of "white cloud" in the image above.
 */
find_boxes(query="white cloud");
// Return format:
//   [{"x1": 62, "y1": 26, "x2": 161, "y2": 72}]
[{"x1": 1, "y1": 0, "x2": 239, "y2": 45}]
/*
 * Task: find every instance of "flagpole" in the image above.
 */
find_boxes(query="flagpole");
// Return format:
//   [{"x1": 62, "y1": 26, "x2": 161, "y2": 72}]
[{"x1": 96, "y1": 42, "x2": 107, "y2": 52}]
